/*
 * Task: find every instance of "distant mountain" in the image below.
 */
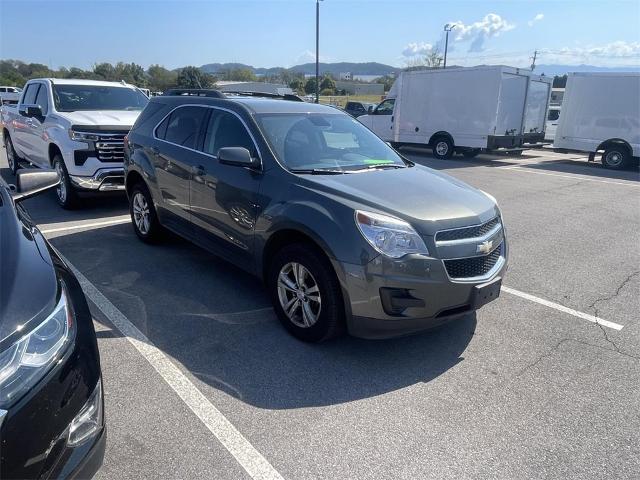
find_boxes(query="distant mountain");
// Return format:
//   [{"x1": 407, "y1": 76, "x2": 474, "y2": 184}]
[
  {"x1": 534, "y1": 64, "x2": 640, "y2": 76},
  {"x1": 200, "y1": 61, "x2": 398, "y2": 77}
]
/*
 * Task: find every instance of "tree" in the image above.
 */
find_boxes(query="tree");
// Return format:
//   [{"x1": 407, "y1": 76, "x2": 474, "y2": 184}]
[
  {"x1": 320, "y1": 75, "x2": 336, "y2": 93},
  {"x1": 553, "y1": 74, "x2": 567, "y2": 88},
  {"x1": 176, "y1": 66, "x2": 215, "y2": 88},
  {"x1": 405, "y1": 47, "x2": 443, "y2": 69},
  {"x1": 289, "y1": 78, "x2": 304, "y2": 92},
  {"x1": 222, "y1": 68, "x2": 257, "y2": 82},
  {"x1": 147, "y1": 64, "x2": 178, "y2": 92},
  {"x1": 114, "y1": 62, "x2": 147, "y2": 87},
  {"x1": 304, "y1": 77, "x2": 318, "y2": 95},
  {"x1": 373, "y1": 75, "x2": 395, "y2": 92},
  {"x1": 93, "y1": 62, "x2": 116, "y2": 81}
]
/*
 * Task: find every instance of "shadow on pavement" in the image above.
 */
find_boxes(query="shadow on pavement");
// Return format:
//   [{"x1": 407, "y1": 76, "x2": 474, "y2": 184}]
[
  {"x1": 516, "y1": 158, "x2": 640, "y2": 182},
  {"x1": 51, "y1": 223, "x2": 476, "y2": 409}
]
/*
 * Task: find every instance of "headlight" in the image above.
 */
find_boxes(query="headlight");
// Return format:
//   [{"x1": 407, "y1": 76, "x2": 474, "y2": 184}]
[
  {"x1": 355, "y1": 210, "x2": 429, "y2": 258},
  {"x1": 0, "y1": 285, "x2": 75, "y2": 407},
  {"x1": 68, "y1": 129, "x2": 99, "y2": 142}
]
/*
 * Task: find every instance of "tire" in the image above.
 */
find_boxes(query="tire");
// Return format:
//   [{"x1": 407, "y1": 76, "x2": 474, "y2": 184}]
[
  {"x1": 4, "y1": 135, "x2": 20, "y2": 175},
  {"x1": 129, "y1": 182, "x2": 163, "y2": 243},
  {"x1": 53, "y1": 155, "x2": 79, "y2": 209},
  {"x1": 269, "y1": 243, "x2": 345, "y2": 342},
  {"x1": 462, "y1": 149, "x2": 480, "y2": 158},
  {"x1": 601, "y1": 146, "x2": 631, "y2": 170},
  {"x1": 432, "y1": 136, "x2": 454, "y2": 159}
]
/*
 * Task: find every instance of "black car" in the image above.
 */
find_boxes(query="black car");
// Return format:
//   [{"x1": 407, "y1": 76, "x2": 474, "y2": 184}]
[
  {"x1": 0, "y1": 170, "x2": 105, "y2": 479},
  {"x1": 344, "y1": 101, "x2": 376, "y2": 117},
  {"x1": 124, "y1": 90, "x2": 506, "y2": 342}
]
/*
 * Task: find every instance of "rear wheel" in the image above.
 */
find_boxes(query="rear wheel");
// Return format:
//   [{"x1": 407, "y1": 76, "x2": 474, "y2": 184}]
[
  {"x1": 4, "y1": 135, "x2": 20, "y2": 175},
  {"x1": 129, "y1": 183, "x2": 163, "y2": 243},
  {"x1": 432, "y1": 136, "x2": 454, "y2": 159},
  {"x1": 53, "y1": 155, "x2": 79, "y2": 209},
  {"x1": 269, "y1": 243, "x2": 345, "y2": 342},
  {"x1": 601, "y1": 146, "x2": 631, "y2": 170}
]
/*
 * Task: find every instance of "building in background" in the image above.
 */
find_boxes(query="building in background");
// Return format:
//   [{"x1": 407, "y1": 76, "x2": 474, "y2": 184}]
[
  {"x1": 339, "y1": 72, "x2": 352, "y2": 81},
  {"x1": 216, "y1": 81, "x2": 293, "y2": 95}
]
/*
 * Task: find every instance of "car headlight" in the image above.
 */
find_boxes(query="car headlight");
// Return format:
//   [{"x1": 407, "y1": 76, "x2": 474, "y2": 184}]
[
  {"x1": 355, "y1": 210, "x2": 429, "y2": 258},
  {"x1": 0, "y1": 284, "x2": 75, "y2": 408},
  {"x1": 68, "y1": 129, "x2": 99, "y2": 142}
]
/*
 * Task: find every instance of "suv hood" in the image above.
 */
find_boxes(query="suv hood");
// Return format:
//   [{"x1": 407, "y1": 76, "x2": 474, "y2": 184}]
[
  {"x1": 299, "y1": 165, "x2": 499, "y2": 235},
  {"x1": 0, "y1": 192, "x2": 57, "y2": 345},
  {"x1": 58, "y1": 109, "x2": 141, "y2": 128}
]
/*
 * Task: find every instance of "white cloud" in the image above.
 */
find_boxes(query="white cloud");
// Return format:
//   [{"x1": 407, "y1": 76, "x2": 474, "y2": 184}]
[
  {"x1": 541, "y1": 41, "x2": 640, "y2": 63},
  {"x1": 448, "y1": 13, "x2": 515, "y2": 52},
  {"x1": 528, "y1": 13, "x2": 544, "y2": 27},
  {"x1": 402, "y1": 42, "x2": 435, "y2": 58}
]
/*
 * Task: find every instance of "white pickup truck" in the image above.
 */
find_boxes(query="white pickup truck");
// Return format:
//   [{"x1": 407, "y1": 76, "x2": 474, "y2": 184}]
[
  {"x1": 0, "y1": 86, "x2": 22, "y2": 105},
  {"x1": 1, "y1": 78, "x2": 148, "y2": 208}
]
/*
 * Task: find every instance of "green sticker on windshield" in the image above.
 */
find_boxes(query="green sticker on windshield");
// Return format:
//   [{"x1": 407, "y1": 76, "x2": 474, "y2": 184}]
[{"x1": 364, "y1": 159, "x2": 395, "y2": 164}]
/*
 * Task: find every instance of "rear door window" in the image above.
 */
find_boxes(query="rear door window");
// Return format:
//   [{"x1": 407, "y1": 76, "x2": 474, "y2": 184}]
[{"x1": 159, "y1": 106, "x2": 208, "y2": 149}]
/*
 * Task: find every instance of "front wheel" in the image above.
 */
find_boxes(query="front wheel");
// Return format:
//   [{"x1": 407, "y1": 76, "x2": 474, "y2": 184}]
[
  {"x1": 601, "y1": 146, "x2": 630, "y2": 170},
  {"x1": 4, "y1": 135, "x2": 20, "y2": 175},
  {"x1": 432, "y1": 136, "x2": 454, "y2": 159},
  {"x1": 269, "y1": 243, "x2": 345, "y2": 342},
  {"x1": 53, "y1": 155, "x2": 79, "y2": 209}
]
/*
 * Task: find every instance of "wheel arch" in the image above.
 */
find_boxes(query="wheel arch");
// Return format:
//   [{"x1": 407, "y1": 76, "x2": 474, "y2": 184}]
[
  {"x1": 48, "y1": 143, "x2": 62, "y2": 166},
  {"x1": 596, "y1": 138, "x2": 632, "y2": 154},
  {"x1": 428, "y1": 131, "x2": 454, "y2": 147}
]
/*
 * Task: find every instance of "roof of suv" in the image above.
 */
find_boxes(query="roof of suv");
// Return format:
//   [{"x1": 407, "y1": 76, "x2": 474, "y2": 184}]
[
  {"x1": 230, "y1": 97, "x2": 341, "y2": 114},
  {"x1": 35, "y1": 78, "x2": 139, "y2": 88}
]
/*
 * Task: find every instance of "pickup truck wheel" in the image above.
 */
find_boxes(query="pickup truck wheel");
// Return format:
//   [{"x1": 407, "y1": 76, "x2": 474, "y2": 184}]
[
  {"x1": 432, "y1": 137, "x2": 454, "y2": 159},
  {"x1": 129, "y1": 183, "x2": 163, "y2": 243},
  {"x1": 53, "y1": 156, "x2": 79, "y2": 209},
  {"x1": 269, "y1": 244, "x2": 345, "y2": 342},
  {"x1": 4, "y1": 136, "x2": 20, "y2": 175},
  {"x1": 601, "y1": 146, "x2": 630, "y2": 170}
]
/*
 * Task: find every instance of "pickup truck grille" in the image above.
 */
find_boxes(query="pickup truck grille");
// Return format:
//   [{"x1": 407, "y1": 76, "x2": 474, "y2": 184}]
[
  {"x1": 436, "y1": 217, "x2": 500, "y2": 242},
  {"x1": 444, "y1": 242, "x2": 503, "y2": 280},
  {"x1": 95, "y1": 133, "x2": 126, "y2": 162}
]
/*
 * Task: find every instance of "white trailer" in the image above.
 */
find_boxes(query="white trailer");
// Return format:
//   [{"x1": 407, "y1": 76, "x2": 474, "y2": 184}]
[
  {"x1": 358, "y1": 66, "x2": 552, "y2": 159},
  {"x1": 553, "y1": 72, "x2": 640, "y2": 169}
]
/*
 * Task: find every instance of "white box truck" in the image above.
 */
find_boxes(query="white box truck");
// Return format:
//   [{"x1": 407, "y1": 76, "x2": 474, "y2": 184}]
[
  {"x1": 553, "y1": 72, "x2": 640, "y2": 170},
  {"x1": 358, "y1": 66, "x2": 552, "y2": 159}
]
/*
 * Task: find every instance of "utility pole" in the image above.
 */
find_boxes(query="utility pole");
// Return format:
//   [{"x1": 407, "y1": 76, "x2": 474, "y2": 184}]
[
  {"x1": 315, "y1": 0, "x2": 323, "y2": 103},
  {"x1": 530, "y1": 50, "x2": 538, "y2": 71},
  {"x1": 443, "y1": 24, "x2": 456, "y2": 69}
]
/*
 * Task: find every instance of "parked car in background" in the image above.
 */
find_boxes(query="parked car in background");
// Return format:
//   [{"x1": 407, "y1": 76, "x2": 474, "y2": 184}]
[
  {"x1": 1, "y1": 78, "x2": 148, "y2": 208},
  {"x1": 124, "y1": 89, "x2": 507, "y2": 342},
  {"x1": 545, "y1": 107, "x2": 561, "y2": 141},
  {"x1": 553, "y1": 72, "x2": 640, "y2": 169},
  {"x1": 0, "y1": 171, "x2": 105, "y2": 479},
  {"x1": 358, "y1": 66, "x2": 552, "y2": 158},
  {"x1": 344, "y1": 101, "x2": 376, "y2": 117},
  {"x1": 0, "y1": 86, "x2": 22, "y2": 105}
]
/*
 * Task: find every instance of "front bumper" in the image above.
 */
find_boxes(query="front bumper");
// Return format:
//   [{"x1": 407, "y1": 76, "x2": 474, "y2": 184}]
[
  {"x1": 336, "y1": 243, "x2": 508, "y2": 339},
  {"x1": 69, "y1": 168, "x2": 125, "y2": 192}
]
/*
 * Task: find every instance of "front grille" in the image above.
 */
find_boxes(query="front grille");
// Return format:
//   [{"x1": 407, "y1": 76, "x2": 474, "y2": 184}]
[
  {"x1": 444, "y1": 242, "x2": 503, "y2": 279},
  {"x1": 95, "y1": 133, "x2": 126, "y2": 162},
  {"x1": 436, "y1": 217, "x2": 500, "y2": 242}
]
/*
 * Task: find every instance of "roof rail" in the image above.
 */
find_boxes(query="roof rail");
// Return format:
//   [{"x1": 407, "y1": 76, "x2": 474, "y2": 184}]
[
  {"x1": 223, "y1": 91, "x2": 305, "y2": 102},
  {"x1": 163, "y1": 88, "x2": 225, "y2": 98}
]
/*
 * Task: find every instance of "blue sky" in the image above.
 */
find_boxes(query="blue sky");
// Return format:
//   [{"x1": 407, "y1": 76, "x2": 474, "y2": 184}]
[{"x1": 1, "y1": 0, "x2": 639, "y2": 69}]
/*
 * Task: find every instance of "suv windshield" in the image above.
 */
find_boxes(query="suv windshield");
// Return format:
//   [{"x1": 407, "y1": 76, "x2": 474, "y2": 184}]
[
  {"x1": 256, "y1": 113, "x2": 407, "y2": 172},
  {"x1": 52, "y1": 85, "x2": 149, "y2": 112}
]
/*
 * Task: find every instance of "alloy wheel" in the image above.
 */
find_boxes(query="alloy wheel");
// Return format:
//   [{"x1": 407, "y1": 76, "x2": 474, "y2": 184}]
[
  {"x1": 54, "y1": 162, "x2": 67, "y2": 203},
  {"x1": 605, "y1": 151, "x2": 622, "y2": 167},
  {"x1": 6, "y1": 140, "x2": 15, "y2": 171},
  {"x1": 436, "y1": 141, "x2": 449, "y2": 156},
  {"x1": 277, "y1": 262, "x2": 322, "y2": 328},
  {"x1": 132, "y1": 192, "x2": 151, "y2": 235}
]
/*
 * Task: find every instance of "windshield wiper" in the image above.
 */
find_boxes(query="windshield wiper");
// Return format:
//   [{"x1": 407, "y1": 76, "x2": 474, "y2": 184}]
[
  {"x1": 290, "y1": 168, "x2": 346, "y2": 175},
  {"x1": 352, "y1": 164, "x2": 406, "y2": 171}
]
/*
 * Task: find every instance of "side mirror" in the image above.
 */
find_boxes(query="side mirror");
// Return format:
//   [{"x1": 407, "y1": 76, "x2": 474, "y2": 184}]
[
  {"x1": 12, "y1": 169, "x2": 60, "y2": 202},
  {"x1": 368, "y1": 106, "x2": 374, "y2": 113},
  {"x1": 19, "y1": 104, "x2": 43, "y2": 119},
  {"x1": 218, "y1": 147, "x2": 260, "y2": 169}
]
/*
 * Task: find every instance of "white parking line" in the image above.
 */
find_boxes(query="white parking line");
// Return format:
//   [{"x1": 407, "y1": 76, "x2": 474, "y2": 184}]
[
  {"x1": 39, "y1": 216, "x2": 131, "y2": 234},
  {"x1": 498, "y1": 166, "x2": 640, "y2": 187},
  {"x1": 56, "y1": 250, "x2": 285, "y2": 480},
  {"x1": 501, "y1": 286, "x2": 624, "y2": 331}
]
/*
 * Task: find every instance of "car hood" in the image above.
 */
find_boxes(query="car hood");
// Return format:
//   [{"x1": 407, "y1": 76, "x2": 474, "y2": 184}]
[
  {"x1": 59, "y1": 109, "x2": 141, "y2": 128},
  {"x1": 0, "y1": 193, "x2": 57, "y2": 345},
  {"x1": 298, "y1": 164, "x2": 499, "y2": 235}
]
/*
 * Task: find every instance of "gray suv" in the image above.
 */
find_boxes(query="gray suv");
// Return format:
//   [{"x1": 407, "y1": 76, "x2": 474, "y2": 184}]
[{"x1": 124, "y1": 90, "x2": 507, "y2": 342}]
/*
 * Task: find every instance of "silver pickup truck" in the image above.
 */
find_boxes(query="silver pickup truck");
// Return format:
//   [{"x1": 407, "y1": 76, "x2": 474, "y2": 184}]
[{"x1": 1, "y1": 78, "x2": 148, "y2": 208}]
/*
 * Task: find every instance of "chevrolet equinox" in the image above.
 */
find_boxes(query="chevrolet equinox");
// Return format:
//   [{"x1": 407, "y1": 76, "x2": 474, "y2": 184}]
[{"x1": 123, "y1": 90, "x2": 508, "y2": 342}]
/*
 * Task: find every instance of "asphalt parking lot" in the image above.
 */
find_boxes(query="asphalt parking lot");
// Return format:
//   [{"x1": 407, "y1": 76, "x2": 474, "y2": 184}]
[{"x1": 2, "y1": 145, "x2": 639, "y2": 479}]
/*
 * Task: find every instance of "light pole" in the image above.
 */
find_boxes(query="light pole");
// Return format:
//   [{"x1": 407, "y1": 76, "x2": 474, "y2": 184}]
[
  {"x1": 316, "y1": 0, "x2": 323, "y2": 103},
  {"x1": 443, "y1": 23, "x2": 456, "y2": 68}
]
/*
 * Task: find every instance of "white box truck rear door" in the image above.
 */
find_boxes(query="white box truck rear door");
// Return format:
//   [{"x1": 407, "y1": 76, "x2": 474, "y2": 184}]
[
  {"x1": 496, "y1": 73, "x2": 527, "y2": 135},
  {"x1": 523, "y1": 79, "x2": 551, "y2": 135}
]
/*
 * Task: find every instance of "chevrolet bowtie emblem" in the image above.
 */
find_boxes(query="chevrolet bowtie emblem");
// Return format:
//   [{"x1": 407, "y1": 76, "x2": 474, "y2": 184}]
[{"x1": 477, "y1": 240, "x2": 493, "y2": 254}]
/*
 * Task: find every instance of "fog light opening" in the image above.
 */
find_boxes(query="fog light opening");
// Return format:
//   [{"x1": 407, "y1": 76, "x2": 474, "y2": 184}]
[{"x1": 67, "y1": 379, "x2": 103, "y2": 447}]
